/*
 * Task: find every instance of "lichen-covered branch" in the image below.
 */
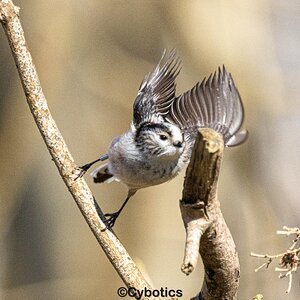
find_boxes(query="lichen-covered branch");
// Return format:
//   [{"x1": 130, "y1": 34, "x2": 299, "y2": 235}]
[
  {"x1": 0, "y1": 1, "x2": 155, "y2": 297},
  {"x1": 180, "y1": 128, "x2": 240, "y2": 300}
]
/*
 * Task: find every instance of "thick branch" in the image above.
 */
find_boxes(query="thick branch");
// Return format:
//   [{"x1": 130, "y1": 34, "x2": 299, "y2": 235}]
[
  {"x1": 0, "y1": 1, "x2": 154, "y2": 298},
  {"x1": 181, "y1": 128, "x2": 240, "y2": 300}
]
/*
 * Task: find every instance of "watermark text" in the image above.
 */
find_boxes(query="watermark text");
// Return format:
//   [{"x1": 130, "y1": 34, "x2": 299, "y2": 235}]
[{"x1": 117, "y1": 286, "x2": 183, "y2": 299}]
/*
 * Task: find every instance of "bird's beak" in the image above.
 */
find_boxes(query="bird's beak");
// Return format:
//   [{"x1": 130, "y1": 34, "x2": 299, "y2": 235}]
[{"x1": 173, "y1": 140, "x2": 183, "y2": 148}]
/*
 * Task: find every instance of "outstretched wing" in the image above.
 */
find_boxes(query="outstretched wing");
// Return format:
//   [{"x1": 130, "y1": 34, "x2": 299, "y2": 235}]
[
  {"x1": 165, "y1": 66, "x2": 248, "y2": 146},
  {"x1": 132, "y1": 49, "x2": 181, "y2": 126}
]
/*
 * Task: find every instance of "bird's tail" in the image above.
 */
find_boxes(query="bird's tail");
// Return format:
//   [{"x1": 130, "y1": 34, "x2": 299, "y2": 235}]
[{"x1": 90, "y1": 163, "x2": 117, "y2": 184}]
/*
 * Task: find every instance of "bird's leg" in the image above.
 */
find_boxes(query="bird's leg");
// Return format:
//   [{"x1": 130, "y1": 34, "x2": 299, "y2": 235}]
[
  {"x1": 75, "y1": 154, "x2": 108, "y2": 180},
  {"x1": 104, "y1": 190, "x2": 137, "y2": 228}
]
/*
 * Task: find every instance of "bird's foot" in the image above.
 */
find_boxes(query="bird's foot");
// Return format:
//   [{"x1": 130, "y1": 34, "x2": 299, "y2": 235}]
[
  {"x1": 74, "y1": 163, "x2": 93, "y2": 180},
  {"x1": 104, "y1": 211, "x2": 120, "y2": 228}
]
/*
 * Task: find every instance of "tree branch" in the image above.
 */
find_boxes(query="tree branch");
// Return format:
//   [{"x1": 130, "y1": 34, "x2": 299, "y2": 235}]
[
  {"x1": 180, "y1": 128, "x2": 240, "y2": 300},
  {"x1": 0, "y1": 1, "x2": 155, "y2": 298}
]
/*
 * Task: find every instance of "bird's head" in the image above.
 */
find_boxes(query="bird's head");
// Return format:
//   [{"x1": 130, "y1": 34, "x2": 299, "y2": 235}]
[{"x1": 135, "y1": 122, "x2": 184, "y2": 161}]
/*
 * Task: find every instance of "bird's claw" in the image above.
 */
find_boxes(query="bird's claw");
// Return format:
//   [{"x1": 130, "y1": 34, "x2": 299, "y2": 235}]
[
  {"x1": 74, "y1": 164, "x2": 90, "y2": 181},
  {"x1": 74, "y1": 168, "x2": 85, "y2": 181},
  {"x1": 104, "y1": 212, "x2": 120, "y2": 228}
]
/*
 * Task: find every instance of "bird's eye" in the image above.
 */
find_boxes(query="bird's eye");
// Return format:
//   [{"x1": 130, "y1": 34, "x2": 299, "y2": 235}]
[{"x1": 159, "y1": 134, "x2": 168, "y2": 141}]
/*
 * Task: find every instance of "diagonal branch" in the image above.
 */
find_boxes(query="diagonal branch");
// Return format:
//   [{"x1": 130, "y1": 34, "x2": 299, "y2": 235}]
[
  {"x1": 0, "y1": 1, "x2": 155, "y2": 298},
  {"x1": 180, "y1": 128, "x2": 240, "y2": 300}
]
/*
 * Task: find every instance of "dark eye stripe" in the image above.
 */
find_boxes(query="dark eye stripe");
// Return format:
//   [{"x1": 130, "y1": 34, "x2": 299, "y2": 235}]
[
  {"x1": 140, "y1": 122, "x2": 170, "y2": 132},
  {"x1": 136, "y1": 122, "x2": 175, "y2": 140}
]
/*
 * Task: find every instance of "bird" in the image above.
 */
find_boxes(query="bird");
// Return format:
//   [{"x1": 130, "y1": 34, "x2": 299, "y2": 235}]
[{"x1": 76, "y1": 49, "x2": 248, "y2": 228}]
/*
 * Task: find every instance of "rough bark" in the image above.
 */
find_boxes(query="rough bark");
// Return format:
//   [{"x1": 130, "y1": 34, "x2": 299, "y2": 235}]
[{"x1": 181, "y1": 128, "x2": 240, "y2": 300}]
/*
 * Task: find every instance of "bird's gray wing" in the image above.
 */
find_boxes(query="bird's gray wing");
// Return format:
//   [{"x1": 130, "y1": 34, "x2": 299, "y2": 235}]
[
  {"x1": 165, "y1": 66, "x2": 248, "y2": 146},
  {"x1": 132, "y1": 49, "x2": 181, "y2": 126}
]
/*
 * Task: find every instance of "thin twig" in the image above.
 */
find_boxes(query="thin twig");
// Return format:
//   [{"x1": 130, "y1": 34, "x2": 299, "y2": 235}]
[
  {"x1": 251, "y1": 226, "x2": 300, "y2": 294},
  {"x1": 0, "y1": 1, "x2": 155, "y2": 298}
]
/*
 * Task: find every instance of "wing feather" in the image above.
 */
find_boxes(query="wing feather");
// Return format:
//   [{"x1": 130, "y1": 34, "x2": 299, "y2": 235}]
[
  {"x1": 133, "y1": 50, "x2": 181, "y2": 125},
  {"x1": 166, "y1": 66, "x2": 248, "y2": 146}
]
